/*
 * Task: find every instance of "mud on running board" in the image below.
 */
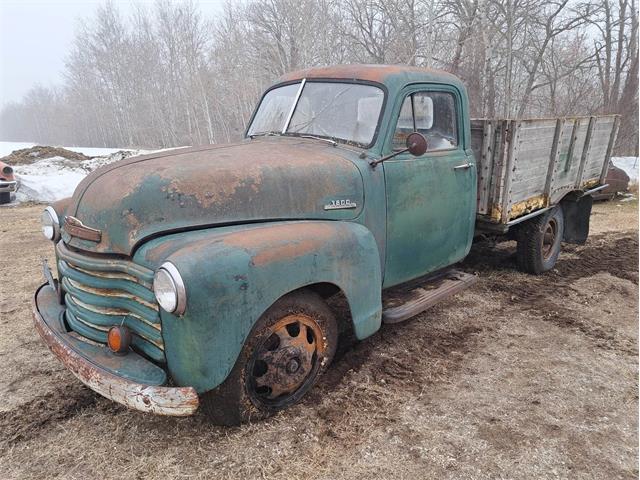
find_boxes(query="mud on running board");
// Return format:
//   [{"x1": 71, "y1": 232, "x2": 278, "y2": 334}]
[{"x1": 382, "y1": 269, "x2": 478, "y2": 324}]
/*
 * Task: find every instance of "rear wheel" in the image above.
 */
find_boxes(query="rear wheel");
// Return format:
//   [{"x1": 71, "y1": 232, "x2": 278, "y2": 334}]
[
  {"x1": 200, "y1": 290, "x2": 338, "y2": 425},
  {"x1": 516, "y1": 206, "x2": 564, "y2": 274}
]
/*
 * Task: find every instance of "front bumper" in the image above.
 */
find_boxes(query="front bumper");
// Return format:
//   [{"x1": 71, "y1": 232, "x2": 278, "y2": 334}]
[
  {"x1": 0, "y1": 180, "x2": 17, "y2": 193},
  {"x1": 32, "y1": 283, "x2": 199, "y2": 416}
]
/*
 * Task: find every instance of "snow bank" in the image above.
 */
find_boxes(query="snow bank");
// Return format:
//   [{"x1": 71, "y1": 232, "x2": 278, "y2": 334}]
[
  {"x1": 15, "y1": 157, "x2": 88, "y2": 203},
  {"x1": 611, "y1": 157, "x2": 639, "y2": 184},
  {"x1": 3, "y1": 144, "x2": 182, "y2": 203},
  {"x1": 12, "y1": 151, "x2": 145, "y2": 203}
]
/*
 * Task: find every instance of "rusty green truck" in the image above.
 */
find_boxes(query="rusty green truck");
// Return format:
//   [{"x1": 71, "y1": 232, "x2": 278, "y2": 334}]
[{"x1": 33, "y1": 65, "x2": 619, "y2": 425}]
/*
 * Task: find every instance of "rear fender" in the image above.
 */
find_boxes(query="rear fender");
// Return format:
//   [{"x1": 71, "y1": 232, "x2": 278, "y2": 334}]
[{"x1": 138, "y1": 221, "x2": 382, "y2": 393}]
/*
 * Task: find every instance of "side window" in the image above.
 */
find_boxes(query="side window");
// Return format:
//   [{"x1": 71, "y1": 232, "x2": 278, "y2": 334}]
[{"x1": 392, "y1": 91, "x2": 458, "y2": 152}]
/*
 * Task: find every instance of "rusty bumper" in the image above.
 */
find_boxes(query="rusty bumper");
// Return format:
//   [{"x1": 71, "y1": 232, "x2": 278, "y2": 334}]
[{"x1": 32, "y1": 283, "x2": 199, "y2": 416}]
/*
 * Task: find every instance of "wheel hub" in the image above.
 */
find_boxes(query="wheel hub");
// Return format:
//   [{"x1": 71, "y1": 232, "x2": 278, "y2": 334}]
[
  {"x1": 286, "y1": 358, "x2": 300, "y2": 374},
  {"x1": 249, "y1": 314, "x2": 325, "y2": 403},
  {"x1": 542, "y1": 218, "x2": 558, "y2": 260}
]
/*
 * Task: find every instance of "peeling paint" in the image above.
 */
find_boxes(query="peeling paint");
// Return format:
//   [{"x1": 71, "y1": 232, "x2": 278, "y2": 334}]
[{"x1": 508, "y1": 195, "x2": 547, "y2": 219}]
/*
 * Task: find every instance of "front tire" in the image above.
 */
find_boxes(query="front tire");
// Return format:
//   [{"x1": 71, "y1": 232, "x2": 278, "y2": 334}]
[
  {"x1": 200, "y1": 290, "x2": 338, "y2": 425},
  {"x1": 516, "y1": 206, "x2": 564, "y2": 274},
  {"x1": 0, "y1": 192, "x2": 10, "y2": 204}
]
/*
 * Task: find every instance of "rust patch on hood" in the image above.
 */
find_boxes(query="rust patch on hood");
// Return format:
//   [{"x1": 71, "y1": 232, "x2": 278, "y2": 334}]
[
  {"x1": 66, "y1": 138, "x2": 365, "y2": 255},
  {"x1": 160, "y1": 152, "x2": 264, "y2": 209}
]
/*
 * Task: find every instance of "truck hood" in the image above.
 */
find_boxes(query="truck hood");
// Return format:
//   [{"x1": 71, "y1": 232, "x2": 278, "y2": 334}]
[{"x1": 64, "y1": 138, "x2": 365, "y2": 255}]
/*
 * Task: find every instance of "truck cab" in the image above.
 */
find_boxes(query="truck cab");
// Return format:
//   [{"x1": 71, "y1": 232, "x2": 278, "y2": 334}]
[{"x1": 33, "y1": 65, "x2": 615, "y2": 425}]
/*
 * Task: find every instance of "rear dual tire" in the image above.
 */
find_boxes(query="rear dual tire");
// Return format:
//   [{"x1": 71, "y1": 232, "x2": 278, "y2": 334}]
[{"x1": 516, "y1": 206, "x2": 564, "y2": 274}]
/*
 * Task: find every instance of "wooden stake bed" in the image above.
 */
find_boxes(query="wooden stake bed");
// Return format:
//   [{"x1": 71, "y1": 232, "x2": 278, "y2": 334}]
[{"x1": 382, "y1": 269, "x2": 478, "y2": 324}]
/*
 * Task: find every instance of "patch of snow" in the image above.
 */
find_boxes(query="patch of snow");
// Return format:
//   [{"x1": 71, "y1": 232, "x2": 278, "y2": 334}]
[
  {"x1": 9, "y1": 145, "x2": 184, "y2": 203},
  {"x1": 14, "y1": 157, "x2": 90, "y2": 203},
  {"x1": 611, "y1": 156, "x2": 639, "y2": 184},
  {"x1": 63, "y1": 146, "x2": 136, "y2": 157}
]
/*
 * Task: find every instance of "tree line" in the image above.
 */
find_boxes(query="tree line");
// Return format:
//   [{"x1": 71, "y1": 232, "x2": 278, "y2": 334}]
[{"x1": 0, "y1": 0, "x2": 637, "y2": 154}]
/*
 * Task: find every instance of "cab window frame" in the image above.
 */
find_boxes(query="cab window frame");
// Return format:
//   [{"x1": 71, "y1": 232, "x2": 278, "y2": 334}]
[{"x1": 387, "y1": 85, "x2": 463, "y2": 156}]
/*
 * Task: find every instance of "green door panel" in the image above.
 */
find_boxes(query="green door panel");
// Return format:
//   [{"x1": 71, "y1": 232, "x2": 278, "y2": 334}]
[
  {"x1": 382, "y1": 85, "x2": 476, "y2": 287},
  {"x1": 134, "y1": 220, "x2": 382, "y2": 393}
]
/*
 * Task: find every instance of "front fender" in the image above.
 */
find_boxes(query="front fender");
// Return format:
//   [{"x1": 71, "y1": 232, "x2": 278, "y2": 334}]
[{"x1": 135, "y1": 221, "x2": 382, "y2": 393}]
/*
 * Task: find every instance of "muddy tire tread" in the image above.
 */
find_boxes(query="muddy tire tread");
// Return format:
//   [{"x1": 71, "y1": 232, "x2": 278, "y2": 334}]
[{"x1": 516, "y1": 206, "x2": 564, "y2": 274}]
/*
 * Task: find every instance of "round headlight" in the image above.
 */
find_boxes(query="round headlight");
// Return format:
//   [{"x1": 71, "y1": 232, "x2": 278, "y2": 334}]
[
  {"x1": 41, "y1": 206, "x2": 60, "y2": 241},
  {"x1": 153, "y1": 262, "x2": 186, "y2": 315}
]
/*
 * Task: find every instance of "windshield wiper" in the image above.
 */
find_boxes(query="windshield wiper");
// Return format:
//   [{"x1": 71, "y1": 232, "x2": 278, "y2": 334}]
[{"x1": 249, "y1": 131, "x2": 282, "y2": 139}]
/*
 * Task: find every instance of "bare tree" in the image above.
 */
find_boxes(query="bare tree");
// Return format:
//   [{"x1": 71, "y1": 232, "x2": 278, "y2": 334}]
[{"x1": 0, "y1": 0, "x2": 637, "y2": 155}]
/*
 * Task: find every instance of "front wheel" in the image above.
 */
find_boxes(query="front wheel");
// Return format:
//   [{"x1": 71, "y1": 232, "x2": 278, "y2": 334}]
[
  {"x1": 200, "y1": 290, "x2": 338, "y2": 425},
  {"x1": 516, "y1": 206, "x2": 564, "y2": 274}
]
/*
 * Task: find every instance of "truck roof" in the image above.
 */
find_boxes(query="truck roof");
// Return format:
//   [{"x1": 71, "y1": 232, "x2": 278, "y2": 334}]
[{"x1": 278, "y1": 64, "x2": 465, "y2": 91}]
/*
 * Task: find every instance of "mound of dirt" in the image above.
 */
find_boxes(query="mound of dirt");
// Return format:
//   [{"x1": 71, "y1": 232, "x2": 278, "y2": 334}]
[{"x1": 0, "y1": 146, "x2": 90, "y2": 165}]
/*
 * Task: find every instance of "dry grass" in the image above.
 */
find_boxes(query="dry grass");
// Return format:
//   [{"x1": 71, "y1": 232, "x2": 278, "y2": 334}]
[{"x1": 0, "y1": 199, "x2": 637, "y2": 479}]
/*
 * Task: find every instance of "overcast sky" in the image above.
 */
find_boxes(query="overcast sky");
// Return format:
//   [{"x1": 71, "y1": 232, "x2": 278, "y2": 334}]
[{"x1": 0, "y1": 0, "x2": 226, "y2": 108}]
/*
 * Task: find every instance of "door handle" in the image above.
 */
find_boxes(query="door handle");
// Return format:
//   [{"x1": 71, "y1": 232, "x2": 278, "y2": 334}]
[{"x1": 453, "y1": 162, "x2": 474, "y2": 170}]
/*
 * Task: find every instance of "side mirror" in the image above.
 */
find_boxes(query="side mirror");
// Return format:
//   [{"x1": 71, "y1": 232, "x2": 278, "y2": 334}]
[
  {"x1": 406, "y1": 132, "x2": 428, "y2": 156},
  {"x1": 369, "y1": 132, "x2": 429, "y2": 168}
]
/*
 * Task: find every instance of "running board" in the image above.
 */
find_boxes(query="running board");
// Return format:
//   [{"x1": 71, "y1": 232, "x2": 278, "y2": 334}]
[{"x1": 382, "y1": 269, "x2": 477, "y2": 324}]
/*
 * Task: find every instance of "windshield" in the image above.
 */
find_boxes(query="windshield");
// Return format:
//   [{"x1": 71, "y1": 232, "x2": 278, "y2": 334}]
[{"x1": 247, "y1": 81, "x2": 385, "y2": 147}]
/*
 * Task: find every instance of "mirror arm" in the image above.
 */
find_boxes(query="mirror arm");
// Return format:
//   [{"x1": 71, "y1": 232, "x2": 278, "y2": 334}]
[{"x1": 369, "y1": 147, "x2": 410, "y2": 168}]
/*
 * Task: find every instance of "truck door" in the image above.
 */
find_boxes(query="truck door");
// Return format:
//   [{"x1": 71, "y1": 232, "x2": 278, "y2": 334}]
[{"x1": 382, "y1": 86, "x2": 476, "y2": 288}]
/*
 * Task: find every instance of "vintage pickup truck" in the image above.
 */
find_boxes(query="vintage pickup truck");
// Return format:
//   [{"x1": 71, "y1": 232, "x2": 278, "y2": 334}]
[{"x1": 33, "y1": 65, "x2": 619, "y2": 425}]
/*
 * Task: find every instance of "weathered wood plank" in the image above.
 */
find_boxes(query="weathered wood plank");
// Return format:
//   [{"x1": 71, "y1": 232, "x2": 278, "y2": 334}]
[
  {"x1": 575, "y1": 116, "x2": 597, "y2": 188},
  {"x1": 600, "y1": 115, "x2": 621, "y2": 184}
]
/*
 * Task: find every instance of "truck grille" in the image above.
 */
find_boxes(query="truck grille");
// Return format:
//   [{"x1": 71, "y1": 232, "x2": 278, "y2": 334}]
[{"x1": 56, "y1": 242, "x2": 164, "y2": 363}]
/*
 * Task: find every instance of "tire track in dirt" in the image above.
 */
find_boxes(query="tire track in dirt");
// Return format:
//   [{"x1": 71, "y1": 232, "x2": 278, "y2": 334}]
[
  {"x1": 463, "y1": 232, "x2": 638, "y2": 354},
  {"x1": 308, "y1": 291, "x2": 485, "y2": 432}
]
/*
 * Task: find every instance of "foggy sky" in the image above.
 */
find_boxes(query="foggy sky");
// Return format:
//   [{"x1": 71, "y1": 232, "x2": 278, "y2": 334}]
[{"x1": 0, "y1": 0, "x2": 226, "y2": 108}]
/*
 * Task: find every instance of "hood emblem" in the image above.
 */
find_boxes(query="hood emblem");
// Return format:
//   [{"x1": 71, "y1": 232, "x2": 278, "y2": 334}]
[
  {"x1": 64, "y1": 216, "x2": 102, "y2": 242},
  {"x1": 324, "y1": 199, "x2": 357, "y2": 210}
]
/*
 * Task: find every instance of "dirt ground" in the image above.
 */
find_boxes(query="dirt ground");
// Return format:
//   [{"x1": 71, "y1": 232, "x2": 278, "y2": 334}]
[{"x1": 0, "y1": 200, "x2": 637, "y2": 479}]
